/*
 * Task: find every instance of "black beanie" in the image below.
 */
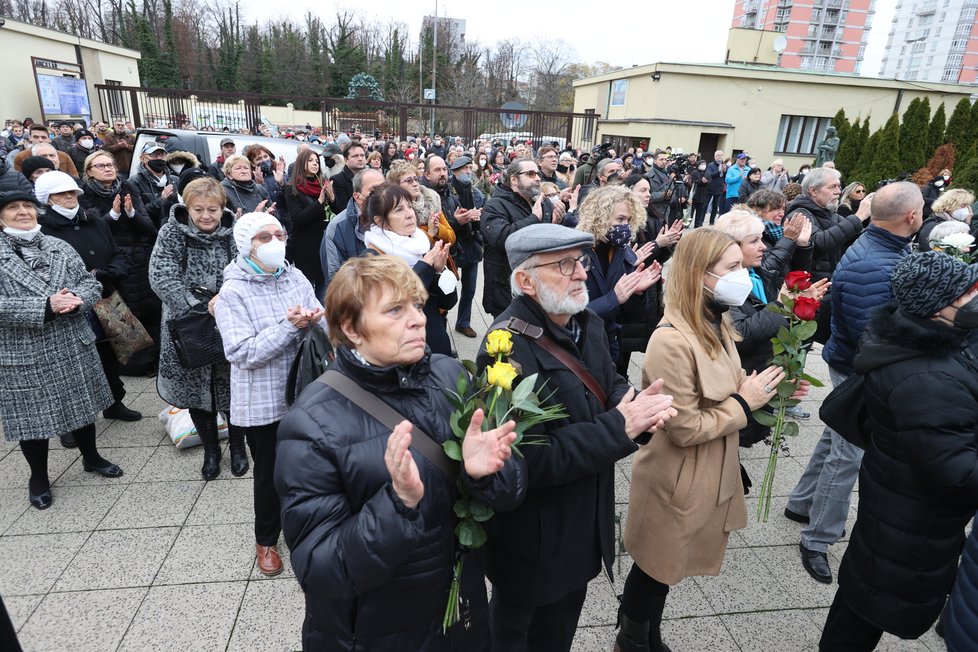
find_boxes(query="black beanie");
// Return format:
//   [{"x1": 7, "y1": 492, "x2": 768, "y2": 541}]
[
  {"x1": 892, "y1": 251, "x2": 978, "y2": 317},
  {"x1": 21, "y1": 156, "x2": 56, "y2": 181},
  {"x1": 177, "y1": 167, "x2": 208, "y2": 195}
]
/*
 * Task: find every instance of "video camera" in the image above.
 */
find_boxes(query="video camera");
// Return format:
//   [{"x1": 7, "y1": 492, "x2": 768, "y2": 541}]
[
  {"x1": 591, "y1": 142, "x2": 614, "y2": 164},
  {"x1": 666, "y1": 152, "x2": 691, "y2": 177}
]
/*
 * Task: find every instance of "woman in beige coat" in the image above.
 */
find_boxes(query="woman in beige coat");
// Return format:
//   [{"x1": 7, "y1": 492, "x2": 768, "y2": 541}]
[{"x1": 615, "y1": 228, "x2": 789, "y2": 652}]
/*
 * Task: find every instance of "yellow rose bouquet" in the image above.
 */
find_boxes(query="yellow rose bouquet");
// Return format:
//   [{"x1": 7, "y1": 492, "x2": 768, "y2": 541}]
[{"x1": 440, "y1": 328, "x2": 567, "y2": 632}]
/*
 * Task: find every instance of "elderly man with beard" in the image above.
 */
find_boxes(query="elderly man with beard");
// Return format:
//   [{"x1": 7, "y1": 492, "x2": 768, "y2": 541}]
[
  {"x1": 784, "y1": 167, "x2": 871, "y2": 343},
  {"x1": 479, "y1": 223, "x2": 676, "y2": 652},
  {"x1": 481, "y1": 158, "x2": 565, "y2": 317}
]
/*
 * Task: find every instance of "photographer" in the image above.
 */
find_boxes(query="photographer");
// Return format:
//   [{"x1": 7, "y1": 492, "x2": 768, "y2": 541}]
[{"x1": 646, "y1": 149, "x2": 683, "y2": 224}]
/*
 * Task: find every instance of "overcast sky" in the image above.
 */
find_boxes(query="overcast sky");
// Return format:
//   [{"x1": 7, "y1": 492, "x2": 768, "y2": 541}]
[{"x1": 239, "y1": 0, "x2": 896, "y2": 79}]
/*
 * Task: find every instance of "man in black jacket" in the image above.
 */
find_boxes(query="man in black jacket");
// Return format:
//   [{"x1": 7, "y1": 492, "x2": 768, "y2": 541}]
[
  {"x1": 645, "y1": 149, "x2": 679, "y2": 224},
  {"x1": 328, "y1": 140, "x2": 366, "y2": 214},
  {"x1": 124, "y1": 142, "x2": 177, "y2": 228},
  {"x1": 705, "y1": 151, "x2": 726, "y2": 225},
  {"x1": 481, "y1": 223, "x2": 676, "y2": 652}
]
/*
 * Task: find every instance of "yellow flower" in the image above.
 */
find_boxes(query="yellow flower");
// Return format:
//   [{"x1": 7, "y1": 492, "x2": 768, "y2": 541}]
[
  {"x1": 486, "y1": 361, "x2": 518, "y2": 391},
  {"x1": 485, "y1": 329, "x2": 514, "y2": 357}
]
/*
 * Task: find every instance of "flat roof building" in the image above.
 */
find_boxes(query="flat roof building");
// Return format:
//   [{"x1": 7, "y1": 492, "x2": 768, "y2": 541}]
[
  {"x1": 572, "y1": 61, "x2": 975, "y2": 170},
  {"x1": 731, "y1": 0, "x2": 877, "y2": 74},
  {"x1": 879, "y1": 0, "x2": 978, "y2": 83},
  {"x1": 0, "y1": 19, "x2": 141, "y2": 126}
]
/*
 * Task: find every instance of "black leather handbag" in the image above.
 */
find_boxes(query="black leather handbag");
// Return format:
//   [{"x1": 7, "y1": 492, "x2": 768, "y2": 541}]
[
  {"x1": 285, "y1": 327, "x2": 335, "y2": 405},
  {"x1": 168, "y1": 286, "x2": 225, "y2": 368}
]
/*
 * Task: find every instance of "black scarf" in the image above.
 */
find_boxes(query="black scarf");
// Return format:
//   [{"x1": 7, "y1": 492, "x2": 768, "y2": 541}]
[{"x1": 83, "y1": 176, "x2": 122, "y2": 199}]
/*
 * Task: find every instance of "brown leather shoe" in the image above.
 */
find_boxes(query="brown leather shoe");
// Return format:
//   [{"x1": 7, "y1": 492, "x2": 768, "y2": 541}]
[
  {"x1": 455, "y1": 326, "x2": 478, "y2": 338},
  {"x1": 256, "y1": 544, "x2": 283, "y2": 576}
]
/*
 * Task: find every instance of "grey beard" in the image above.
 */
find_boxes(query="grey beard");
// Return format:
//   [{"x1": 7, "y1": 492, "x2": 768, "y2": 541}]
[
  {"x1": 826, "y1": 199, "x2": 840, "y2": 212},
  {"x1": 536, "y1": 279, "x2": 588, "y2": 317}
]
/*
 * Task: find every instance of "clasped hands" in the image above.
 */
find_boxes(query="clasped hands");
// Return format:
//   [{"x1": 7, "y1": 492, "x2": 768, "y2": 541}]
[
  {"x1": 616, "y1": 378, "x2": 677, "y2": 439},
  {"x1": 286, "y1": 304, "x2": 324, "y2": 328}
]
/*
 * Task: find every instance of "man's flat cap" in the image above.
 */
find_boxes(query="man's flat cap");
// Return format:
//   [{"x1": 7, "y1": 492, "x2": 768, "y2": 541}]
[{"x1": 506, "y1": 223, "x2": 594, "y2": 269}]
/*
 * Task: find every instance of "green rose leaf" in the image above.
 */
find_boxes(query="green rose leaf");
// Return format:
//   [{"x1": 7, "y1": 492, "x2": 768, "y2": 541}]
[
  {"x1": 752, "y1": 410, "x2": 778, "y2": 426},
  {"x1": 799, "y1": 372, "x2": 825, "y2": 388},
  {"x1": 449, "y1": 412, "x2": 466, "y2": 440},
  {"x1": 443, "y1": 439, "x2": 462, "y2": 462},
  {"x1": 777, "y1": 381, "x2": 797, "y2": 397},
  {"x1": 784, "y1": 420, "x2": 800, "y2": 437},
  {"x1": 469, "y1": 501, "x2": 495, "y2": 522},
  {"x1": 454, "y1": 499, "x2": 469, "y2": 519},
  {"x1": 461, "y1": 359, "x2": 478, "y2": 377},
  {"x1": 794, "y1": 320, "x2": 818, "y2": 341}
]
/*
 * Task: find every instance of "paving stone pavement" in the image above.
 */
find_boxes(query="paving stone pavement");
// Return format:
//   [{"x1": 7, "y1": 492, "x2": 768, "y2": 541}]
[{"x1": 1, "y1": 283, "x2": 944, "y2": 651}]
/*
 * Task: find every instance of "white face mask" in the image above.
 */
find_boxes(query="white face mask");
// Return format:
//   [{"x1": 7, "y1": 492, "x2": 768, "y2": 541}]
[
  {"x1": 78, "y1": 138, "x2": 94, "y2": 149},
  {"x1": 170, "y1": 163, "x2": 185, "y2": 175},
  {"x1": 253, "y1": 239, "x2": 286, "y2": 270},
  {"x1": 4, "y1": 224, "x2": 42, "y2": 240},
  {"x1": 952, "y1": 207, "x2": 971, "y2": 221},
  {"x1": 706, "y1": 268, "x2": 753, "y2": 306},
  {"x1": 50, "y1": 204, "x2": 79, "y2": 220}
]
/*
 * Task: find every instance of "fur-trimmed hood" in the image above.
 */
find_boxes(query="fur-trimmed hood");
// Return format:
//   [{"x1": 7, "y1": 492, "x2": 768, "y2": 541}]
[
  {"x1": 853, "y1": 301, "x2": 970, "y2": 373},
  {"x1": 166, "y1": 150, "x2": 201, "y2": 169}
]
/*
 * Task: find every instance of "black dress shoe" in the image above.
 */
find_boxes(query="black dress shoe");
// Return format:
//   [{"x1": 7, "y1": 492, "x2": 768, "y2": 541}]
[
  {"x1": 60, "y1": 433, "x2": 78, "y2": 448},
  {"x1": 800, "y1": 542, "x2": 832, "y2": 584},
  {"x1": 103, "y1": 401, "x2": 143, "y2": 422},
  {"x1": 82, "y1": 460, "x2": 124, "y2": 478},
  {"x1": 29, "y1": 489, "x2": 53, "y2": 510},
  {"x1": 784, "y1": 507, "x2": 810, "y2": 524}
]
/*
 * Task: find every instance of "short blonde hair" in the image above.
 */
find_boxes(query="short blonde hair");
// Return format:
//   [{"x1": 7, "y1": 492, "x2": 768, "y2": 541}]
[
  {"x1": 183, "y1": 177, "x2": 226, "y2": 209},
  {"x1": 931, "y1": 188, "x2": 975, "y2": 215},
  {"x1": 386, "y1": 159, "x2": 416, "y2": 183},
  {"x1": 326, "y1": 255, "x2": 427, "y2": 348},
  {"x1": 715, "y1": 209, "x2": 764, "y2": 243},
  {"x1": 82, "y1": 151, "x2": 116, "y2": 181},
  {"x1": 223, "y1": 154, "x2": 251, "y2": 176},
  {"x1": 576, "y1": 185, "x2": 645, "y2": 243}
]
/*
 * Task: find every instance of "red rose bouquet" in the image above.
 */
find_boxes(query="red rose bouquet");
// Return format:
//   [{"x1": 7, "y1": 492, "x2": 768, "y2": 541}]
[{"x1": 752, "y1": 271, "x2": 825, "y2": 522}]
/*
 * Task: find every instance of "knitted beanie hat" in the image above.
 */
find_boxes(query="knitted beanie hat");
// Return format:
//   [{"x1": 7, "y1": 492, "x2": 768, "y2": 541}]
[
  {"x1": 34, "y1": 170, "x2": 82, "y2": 206},
  {"x1": 21, "y1": 156, "x2": 56, "y2": 181},
  {"x1": 233, "y1": 212, "x2": 280, "y2": 254},
  {"x1": 891, "y1": 251, "x2": 978, "y2": 317}
]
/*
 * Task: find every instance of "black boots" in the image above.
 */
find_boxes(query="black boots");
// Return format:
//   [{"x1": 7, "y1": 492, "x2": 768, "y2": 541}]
[
  {"x1": 614, "y1": 610, "x2": 649, "y2": 652},
  {"x1": 648, "y1": 593, "x2": 672, "y2": 652},
  {"x1": 228, "y1": 427, "x2": 249, "y2": 477},
  {"x1": 196, "y1": 418, "x2": 222, "y2": 481},
  {"x1": 103, "y1": 401, "x2": 143, "y2": 421}
]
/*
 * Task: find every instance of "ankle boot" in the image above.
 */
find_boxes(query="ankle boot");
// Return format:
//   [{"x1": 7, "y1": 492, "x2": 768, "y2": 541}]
[
  {"x1": 228, "y1": 427, "x2": 249, "y2": 477},
  {"x1": 648, "y1": 594, "x2": 672, "y2": 652},
  {"x1": 196, "y1": 418, "x2": 222, "y2": 481},
  {"x1": 613, "y1": 608, "x2": 649, "y2": 652}
]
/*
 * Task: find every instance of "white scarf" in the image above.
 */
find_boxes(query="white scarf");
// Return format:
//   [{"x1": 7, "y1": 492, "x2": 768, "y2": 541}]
[{"x1": 364, "y1": 225, "x2": 430, "y2": 267}]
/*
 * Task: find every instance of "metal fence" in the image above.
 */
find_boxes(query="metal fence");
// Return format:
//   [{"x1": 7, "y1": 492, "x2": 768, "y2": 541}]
[{"x1": 94, "y1": 84, "x2": 599, "y2": 148}]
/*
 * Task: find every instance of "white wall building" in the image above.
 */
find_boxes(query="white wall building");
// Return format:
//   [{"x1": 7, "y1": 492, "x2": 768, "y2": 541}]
[{"x1": 878, "y1": 0, "x2": 978, "y2": 83}]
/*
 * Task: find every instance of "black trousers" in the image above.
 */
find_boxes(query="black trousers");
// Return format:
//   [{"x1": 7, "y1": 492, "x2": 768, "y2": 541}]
[
  {"x1": 819, "y1": 590, "x2": 884, "y2": 651},
  {"x1": 96, "y1": 340, "x2": 125, "y2": 401},
  {"x1": 489, "y1": 587, "x2": 587, "y2": 652},
  {"x1": 234, "y1": 421, "x2": 282, "y2": 546},
  {"x1": 707, "y1": 193, "x2": 724, "y2": 224},
  {"x1": 693, "y1": 201, "x2": 710, "y2": 228}
]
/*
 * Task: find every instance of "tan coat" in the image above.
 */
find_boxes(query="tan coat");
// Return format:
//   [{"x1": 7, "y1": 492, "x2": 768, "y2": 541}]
[{"x1": 624, "y1": 308, "x2": 749, "y2": 585}]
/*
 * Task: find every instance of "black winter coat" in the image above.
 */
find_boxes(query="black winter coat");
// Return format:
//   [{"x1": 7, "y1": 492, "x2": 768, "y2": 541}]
[
  {"x1": 944, "y1": 511, "x2": 978, "y2": 651},
  {"x1": 125, "y1": 166, "x2": 178, "y2": 228},
  {"x1": 584, "y1": 243, "x2": 648, "y2": 362},
  {"x1": 478, "y1": 296, "x2": 637, "y2": 605},
  {"x1": 443, "y1": 180, "x2": 484, "y2": 267},
  {"x1": 838, "y1": 305, "x2": 978, "y2": 639},
  {"x1": 79, "y1": 181, "x2": 160, "y2": 327},
  {"x1": 787, "y1": 195, "x2": 862, "y2": 343},
  {"x1": 328, "y1": 166, "x2": 356, "y2": 214},
  {"x1": 220, "y1": 177, "x2": 269, "y2": 216},
  {"x1": 281, "y1": 185, "x2": 326, "y2": 288},
  {"x1": 480, "y1": 185, "x2": 540, "y2": 316},
  {"x1": 40, "y1": 208, "x2": 128, "y2": 298},
  {"x1": 0, "y1": 157, "x2": 32, "y2": 196},
  {"x1": 737, "y1": 178, "x2": 762, "y2": 202},
  {"x1": 275, "y1": 347, "x2": 526, "y2": 651}
]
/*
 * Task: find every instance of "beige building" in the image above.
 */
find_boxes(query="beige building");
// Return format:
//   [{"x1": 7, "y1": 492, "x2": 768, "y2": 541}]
[
  {"x1": 572, "y1": 61, "x2": 977, "y2": 171},
  {"x1": 0, "y1": 18, "x2": 141, "y2": 126}
]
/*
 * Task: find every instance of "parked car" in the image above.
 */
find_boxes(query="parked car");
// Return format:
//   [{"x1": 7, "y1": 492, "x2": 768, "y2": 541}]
[{"x1": 130, "y1": 128, "x2": 322, "y2": 178}]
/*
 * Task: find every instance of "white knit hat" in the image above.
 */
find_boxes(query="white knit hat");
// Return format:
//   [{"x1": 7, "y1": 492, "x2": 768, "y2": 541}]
[
  {"x1": 233, "y1": 211, "x2": 280, "y2": 254},
  {"x1": 34, "y1": 171, "x2": 82, "y2": 206}
]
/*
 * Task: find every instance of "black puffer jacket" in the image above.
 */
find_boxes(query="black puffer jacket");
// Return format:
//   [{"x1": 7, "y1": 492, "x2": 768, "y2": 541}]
[
  {"x1": 0, "y1": 156, "x2": 32, "y2": 196},
  {"x1": 944, "y1": 510, "x2": 978, "y2": 651},
  {"x1": 275, "y1": 347, "x2": 526, "y2": 651},
  {"x1": 478, "y1": 296, "x2": 637, "y2": 606},
  {"x1": 79, "y1": 179, "x2": 160, "y2": 328},
  {"x1": 480, "y1": 185, "x2": 539, "y2": 316},
  {"x1": 125, "y1": 165, "x2": 178, "y2": 228},
  {"x1": 39, "y1": 207, "x2": 128, "y2": 298},
  {"x1": 786, "y1": 195, "x2": 861, "y2": 282},
  {"x1": 838, "y1": 305, "x2": 978, "y2": 639},
  {"x1": 281, "y1": 185, "x2": 326, "y2": 288}
]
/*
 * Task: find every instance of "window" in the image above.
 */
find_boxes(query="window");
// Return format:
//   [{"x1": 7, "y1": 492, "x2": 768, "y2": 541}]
[
  {"x1": 808, "y1": 24, "x2": 817, "y2": 36},
  {"x1": 800, "y1": 57, "x2": 812, "y2": 69},
  {"x1": 948, "y1": 53, "x2": 963, "y2": 67},
  {"x1": 610, "y1": 79, "x2": 628, "y2": 107},
  {"x1": 858, "y1": 44, "x2": 866, "y2": 58},
  {"x1": 942, "y1": 68, "x2": 957, "y2": 81},
  {"x1": 963, "y1": 7, "x2": 977, "y2": 20},
  {"x1": 775, "y1": 115, "x2": 834, "y2": 155},
  {"x1": 812, "y1": 7, "x2": 822, "y2": 19},
  {"x1": 912, "y1": 41, "x2": 925, "y2": 54},
  {"x1": 105, "y1": 79, "x2": 125, "y2": 118},
  {"x1": 952, "y1": 39, "x2": 967, "y2": 50},
  {"x1": 814, "y1": 57, "x2": 828, "y2": 70},
  {"x1": 927, "y1": 55, "x2": 934, "y2": 66}
]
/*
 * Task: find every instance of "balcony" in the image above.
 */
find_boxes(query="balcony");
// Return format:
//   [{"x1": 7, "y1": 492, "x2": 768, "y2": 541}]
[{"x1": 917, "y1": 2, "x2": 936, "y2": 15}]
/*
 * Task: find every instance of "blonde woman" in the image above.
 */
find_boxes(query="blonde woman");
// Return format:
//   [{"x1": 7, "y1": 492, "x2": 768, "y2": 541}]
[
  {"x1": 918, "y1": 188, "x2": 976, "y2": 252},
  {"x1": 575, "y1": 185, "x2": 659, "y2": 371},
  {"x1": 616, "y1": 228, "x2": 797, "y2": 652},
  {"x1": 386, "y1": 159, "x2": 457, "y2": 253}
]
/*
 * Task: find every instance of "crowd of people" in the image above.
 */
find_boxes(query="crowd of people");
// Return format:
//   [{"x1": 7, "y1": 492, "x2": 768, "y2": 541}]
[{"x1": 1, "y1": 114, "x2": 978, "y2": 652}]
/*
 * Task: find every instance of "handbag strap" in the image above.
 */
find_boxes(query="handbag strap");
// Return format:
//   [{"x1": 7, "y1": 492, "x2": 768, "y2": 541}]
[
  {"x1": 504, "y1": 316, "x2": 608, "y2": 407},
  {"x1": 316, "y1": 370, "x2": 459, "y2": 481}
]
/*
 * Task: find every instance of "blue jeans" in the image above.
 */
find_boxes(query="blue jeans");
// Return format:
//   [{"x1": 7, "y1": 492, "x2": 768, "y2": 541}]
[
  {"x1": 785, "y1": 366, "x2": 863, "y2": 553},
  {"x1": 455, "y1": 263, "x2": 478, "y2": 329}
]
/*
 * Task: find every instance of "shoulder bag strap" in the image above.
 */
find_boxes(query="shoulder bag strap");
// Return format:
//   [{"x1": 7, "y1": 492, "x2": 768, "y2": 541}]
[
  {"x1": 316, "y1": 370, "x2": 459, "y2": 481},
  {"x1": 505, "y1": 316, "x2": 608, "y2": 407}
]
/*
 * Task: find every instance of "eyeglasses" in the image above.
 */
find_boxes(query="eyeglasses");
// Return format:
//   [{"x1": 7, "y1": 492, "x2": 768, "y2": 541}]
[
  {"x1": 399, "y1": 176, "x2": 420, "y2": 185},
  {"x1": 254, "y1": 231, "x2": 288, "y2": 243},
  {"x1": 527, "y1": 254, "x2": 591, "y2": 276},
  {"x1": 90, "y1": 163, "x2": 116, "y2": 170},
  {"x1": 515, "y1": 170, "x2": 540, "y2": 178}
]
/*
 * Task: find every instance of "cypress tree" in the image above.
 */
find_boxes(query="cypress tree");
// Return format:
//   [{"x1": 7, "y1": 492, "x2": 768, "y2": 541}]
[
  {"x1": 929, "y1": 104, "x2": 947, "y2": 155},
  {"x1": 853, "y1": 128, "x2": 881, "y2": 187},
  {"x1": 832, "y1": 108, "x2": 850, "y2": 145},
  {"x1": 946, "y1": 98, "x2": 973, "y2": 150},
  {"x1": 899, "y1": 99, "x2": 929, "y2": 173},
  {"x1": 868, "y1": 114, "x2": 902, "y2": 189},
  {"x1": 835, "y1": 113, "x2": 864, "y2": 179}
]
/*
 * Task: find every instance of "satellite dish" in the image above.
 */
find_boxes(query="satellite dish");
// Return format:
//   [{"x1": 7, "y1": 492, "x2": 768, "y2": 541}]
[{"x1": 773, "y1": 36, "x2": 788, "y2": 54}]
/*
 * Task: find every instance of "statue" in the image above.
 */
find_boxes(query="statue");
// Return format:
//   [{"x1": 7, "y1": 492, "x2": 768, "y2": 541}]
[{"x1": 815, "y1": 125, "x2": 840, "y2": 168}]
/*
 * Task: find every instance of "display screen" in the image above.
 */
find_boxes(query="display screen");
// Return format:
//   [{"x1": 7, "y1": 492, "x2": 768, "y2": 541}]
[{"x1": 37, "y1": 73, "x2": 91, "y2": 117}]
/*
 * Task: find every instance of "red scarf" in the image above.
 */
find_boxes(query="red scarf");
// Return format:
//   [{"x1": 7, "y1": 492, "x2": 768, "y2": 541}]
[{"x1": 296, "y1": 177, "x2": 323, "y2": 198}]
